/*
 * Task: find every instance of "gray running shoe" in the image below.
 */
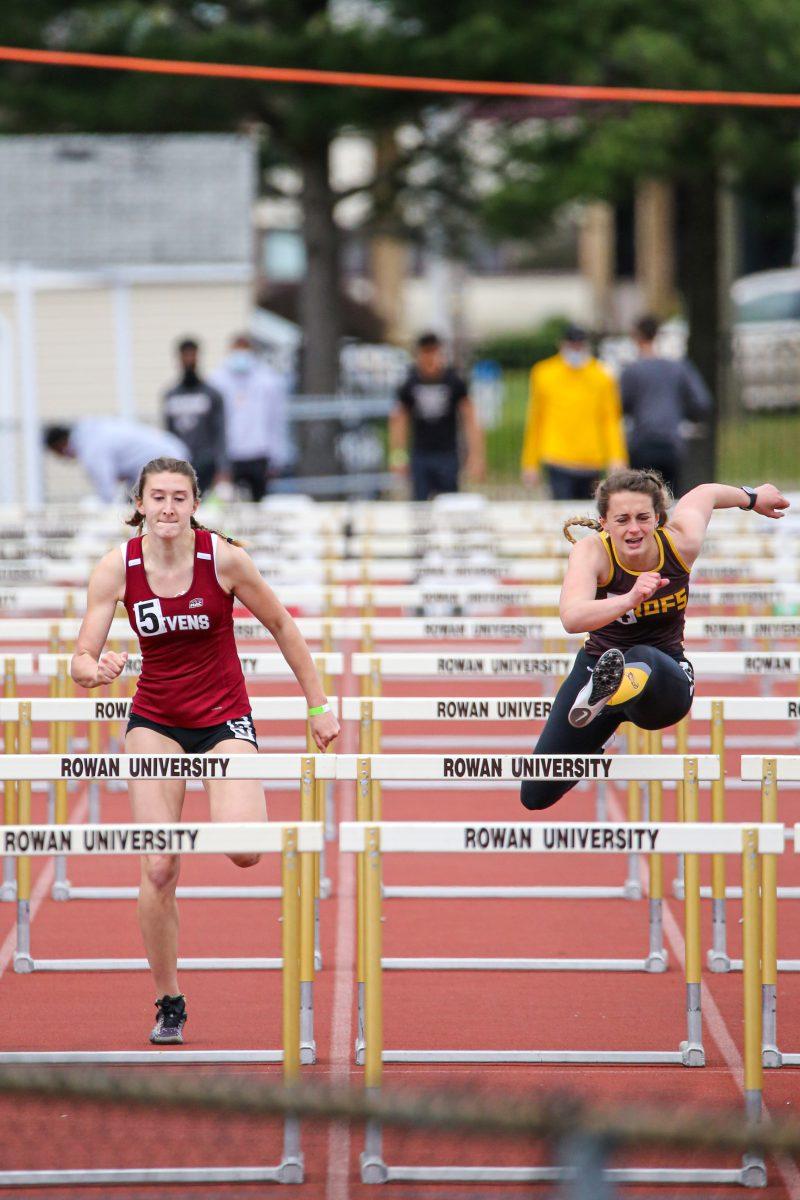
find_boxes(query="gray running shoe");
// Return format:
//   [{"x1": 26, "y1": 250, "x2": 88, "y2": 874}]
[
  {"x1": 568, "y1": 648, "x2": 625, "y2": 728},
  {"x1": 150, "y1": 994, "x2": 187, "y2": 1045}
]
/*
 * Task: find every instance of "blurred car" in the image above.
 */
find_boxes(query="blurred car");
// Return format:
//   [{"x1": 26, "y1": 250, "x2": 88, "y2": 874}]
[{"x1": 600, "y1": 268, "x2": 800, "y2": 410}]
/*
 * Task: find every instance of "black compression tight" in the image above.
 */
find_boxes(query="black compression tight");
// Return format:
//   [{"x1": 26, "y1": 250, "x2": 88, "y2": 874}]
[{"x1": 520, "y1": 645, "x2": 694, "y2": 812}]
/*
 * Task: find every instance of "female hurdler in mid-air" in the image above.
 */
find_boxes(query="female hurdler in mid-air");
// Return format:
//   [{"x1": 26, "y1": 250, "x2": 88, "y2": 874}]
[{"x1": 520, "y1": 468, "x2": 788, "y2": 812}]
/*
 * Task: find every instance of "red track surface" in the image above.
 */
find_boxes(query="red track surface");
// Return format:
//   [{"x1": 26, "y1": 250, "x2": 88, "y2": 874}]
[{"x1": 1, "y1": 649, "x2": 799, "y2": 1198}]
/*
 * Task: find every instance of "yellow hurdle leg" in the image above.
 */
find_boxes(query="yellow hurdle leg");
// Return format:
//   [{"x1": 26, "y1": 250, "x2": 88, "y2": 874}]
[
  {"x1": 2, "y1": 661, "x2": 18, "y2": 900},
  {"x1": 15, "y1": 703, "x2": 33, "y2": 971},
  {"x1": 740, "y1": 828, "x2": 767, "y2": 1188},
  {"x1": 280, "y1": 827, "x2": 303, "y2": 1180},
  {"x1": 682, "y1": 757, "x2": 703, "y2": 1063},
  {"x1": 299, "y1": 756, "x2": 317, "y2": 1064},
  {"x1": 760, "y1": 759, "x2": 780, "y2": 1067},
  {"x1": 708, "y1": 700, "x2": 729, "y2": 970},
  {"x1": 645, "y1": 729, "x2": 667, "y2": 972},
  {"x1": 361, "y1": 824, "x2": 386, "y2": 1181},
  {"x1": 355, "y1": 756, "x2": 372, "y2": 1063}
]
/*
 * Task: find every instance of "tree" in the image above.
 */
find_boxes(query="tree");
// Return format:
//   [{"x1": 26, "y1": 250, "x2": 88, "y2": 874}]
[
  {"x1": 471, "y1": 0, "x2": 800, "y2": 479},
  {"x1": 0, "y1": 1, "x2": 430, "y2": 391}
]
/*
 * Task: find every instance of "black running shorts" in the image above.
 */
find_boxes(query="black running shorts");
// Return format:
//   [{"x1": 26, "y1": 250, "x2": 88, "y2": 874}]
[{"x1": 126, "y1": 712, "x2": 258, "y2": 753}]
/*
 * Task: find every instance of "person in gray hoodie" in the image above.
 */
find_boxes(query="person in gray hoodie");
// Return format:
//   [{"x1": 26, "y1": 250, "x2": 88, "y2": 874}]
[
  {"x1": 620, "y1": 315, "x2": 712, "y2": 495},
  {"x1": 209, "y1": 334, "x2": 290, "y2": 501}
]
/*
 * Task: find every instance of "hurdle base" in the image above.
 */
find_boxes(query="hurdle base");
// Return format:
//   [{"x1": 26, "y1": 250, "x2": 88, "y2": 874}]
[
  {"x1": 382, "y1": 1049, "x2": 686, "y2": 1064},
  {"x1": 741, "y1": 1155, "x2": 768, "y2": 1188},
  {"x1": 375, "y1": 1165, "x2": 749, "y2": 1185},
  {"x1": 762, "y1": 1045, "x2": 783, "y2": 1069},
  {"x1": 383, "y1": 885, "x2": 635, "y2": 900},
  {"x1": 15, "y1": 957, "x2": 282, "y2": 972},
  {"x1": 382, "y1": 957, "x2": 656, "y2": 972},
  {"x1": 0, "y1": 1166, "x2": 296, "y2": 1188},
  {"x1": 679, "y1": 1039, "x2": 705, "y2": 1067},
  {"x1": 0, "y1": 1050, "x2": 282, "y2": 1064},
  {"x1": 622, "y1": 878, "x2": 643, "y2": 900},
  {"x1": 361, "y1": 1155, "x2": 389, "y2": 1184},
  {"x1": 0, "y1": 882, "x2": 16, "y2": 902},
  {"x1": 319, "y1": 877, "x2": 332, "y2": 899},
  {"x1": 644, "y1": 949, "x2": 668, "y2": 973},
  {"x1": 707, "y1": 949, "x2": 732, "y2": 973},
  {"x1": 51, "y1": 879, "x2": 71, "y2": 901},
  {"x1": 64, "y1": 885, "x2": 283, "y2": 900},
  {"x1": 276, "y1": 1158, "x2": 304, "y2": 1185}
]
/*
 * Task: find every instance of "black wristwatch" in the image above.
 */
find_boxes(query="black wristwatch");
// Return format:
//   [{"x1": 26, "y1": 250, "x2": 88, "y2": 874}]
[{"x1": 740, "y1": 485, "x2": 758, "y2": 510}]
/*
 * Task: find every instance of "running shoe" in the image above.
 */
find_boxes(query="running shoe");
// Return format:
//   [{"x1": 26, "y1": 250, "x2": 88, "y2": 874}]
[
  {"x1": 150, "y1": 994, "x2": 187, "y2": 1045},
  {"x1": 568, "y1": 648, "x2": 625, "y2": 728}
]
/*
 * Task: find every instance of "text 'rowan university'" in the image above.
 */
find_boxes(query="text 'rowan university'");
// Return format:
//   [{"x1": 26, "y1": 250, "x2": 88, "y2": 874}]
[{"x1": 443, "y1": 756, "x2": 612, "y2": 779}]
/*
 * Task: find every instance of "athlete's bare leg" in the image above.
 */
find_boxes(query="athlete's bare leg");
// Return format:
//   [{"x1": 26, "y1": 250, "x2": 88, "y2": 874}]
[
  {"x1": 126, "y1": 726, "x2": 186, "y2": 998},
  {"x1": 204, "y1": 739, "x2": 266, "y2": 868}
]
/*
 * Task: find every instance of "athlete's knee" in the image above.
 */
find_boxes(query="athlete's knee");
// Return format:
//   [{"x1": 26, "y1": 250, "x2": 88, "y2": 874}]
[
  {"x1": 520, "y1": 782, "x2": 568, "y2": 811},
  {"x1": 228, "y1": 852, "x2": 260, "y2": 869},
  {"x1": 142, "y1": 853, "x2": 180, "y2": 892}
]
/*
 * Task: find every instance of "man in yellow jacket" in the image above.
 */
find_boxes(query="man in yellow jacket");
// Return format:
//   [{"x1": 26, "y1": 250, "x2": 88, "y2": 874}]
[{"x1": 520, "y1": 324, "x2": 627, "y2": 499}]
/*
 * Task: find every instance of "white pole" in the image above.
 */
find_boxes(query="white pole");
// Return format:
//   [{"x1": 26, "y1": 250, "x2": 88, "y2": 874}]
[
  {"x1": 15, "y1": 266, "x2": 43, "y2": 508},
  {"x1": 113, "y1": 278, "x2": 135, "y2": 420},
  {"x1": 0, "y1": 311, "x2": 17, "y2": 504}
]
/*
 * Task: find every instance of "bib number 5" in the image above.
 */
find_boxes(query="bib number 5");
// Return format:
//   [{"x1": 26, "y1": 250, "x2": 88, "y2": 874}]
[{"x1": 133, "y1": 598, "x2": 165, "y2": 637}]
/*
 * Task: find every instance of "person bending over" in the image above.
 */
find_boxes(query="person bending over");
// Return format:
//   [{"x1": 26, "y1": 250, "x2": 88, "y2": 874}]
[
  {"x1": 71, "y1": 457, "x2": 339, "y2": 1044},
  {"x1": 520, "y1": 469, "x2": 788, "y2": 812}
]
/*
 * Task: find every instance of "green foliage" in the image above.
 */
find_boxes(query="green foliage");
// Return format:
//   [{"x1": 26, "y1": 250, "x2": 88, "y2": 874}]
[{"x1": 473, "y1": 318, "x2": 569, "y2": 370}]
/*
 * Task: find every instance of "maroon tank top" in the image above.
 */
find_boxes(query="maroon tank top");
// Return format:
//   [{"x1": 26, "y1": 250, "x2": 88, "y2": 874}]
[
  {"x1": 123, "y1": 529, "x2": 250, "y2": 726},
  {"x1": 584, "y1": 527, "x2": 690, "y2": 658}
]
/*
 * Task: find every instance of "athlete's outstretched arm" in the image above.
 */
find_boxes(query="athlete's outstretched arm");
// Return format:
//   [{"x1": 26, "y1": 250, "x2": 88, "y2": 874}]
[
  {"x1": 668, "y1": 483, "x2": 789, "y2": 566},
  {"x1": 219, "y1": 543, "x2": 339, "y2": 750},
  {"x1": 559, "y1": 537, "x2": 667, "y2": 634},
  {"x1": 71, "y1": 551, "x2": 128, "y2": 688}
]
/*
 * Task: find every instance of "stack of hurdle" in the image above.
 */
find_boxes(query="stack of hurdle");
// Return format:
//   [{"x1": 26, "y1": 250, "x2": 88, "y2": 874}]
[{"x1": 1, "y1": 495, "x2": 800, "y2": 1189}]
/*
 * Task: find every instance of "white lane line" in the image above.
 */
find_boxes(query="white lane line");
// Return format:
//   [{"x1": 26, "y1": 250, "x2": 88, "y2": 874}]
[
  {"x1": 0, "y1": 792, "x2": 90, "y2": 980},
  {"x1": 610, "y1": 787, "x2": 800, "y2": 1199},
  {"x1": 325, "y1": 658, "x2": 357, "y2": 1200}
]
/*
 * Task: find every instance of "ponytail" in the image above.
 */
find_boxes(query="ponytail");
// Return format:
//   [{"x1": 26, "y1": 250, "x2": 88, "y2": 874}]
[{"x1": 563, "y1": 516, "x2": 602, "y2": 544}]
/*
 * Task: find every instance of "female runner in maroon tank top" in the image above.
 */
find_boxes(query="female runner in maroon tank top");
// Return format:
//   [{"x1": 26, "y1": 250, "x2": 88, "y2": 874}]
[
  {"x1": 71, "y1": 457, "x2": 339, "y2": 1044},
  {"x1": 520, "y1": 469, "x2": 789, "y2": 813}
]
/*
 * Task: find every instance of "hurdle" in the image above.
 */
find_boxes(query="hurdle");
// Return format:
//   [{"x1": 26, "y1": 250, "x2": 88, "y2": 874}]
[
  {"x1": 0, "y1": 819, "x2": 318, "y2": 1186},
  {"x1": 672, "y1": 700, "x2": 800, "y2": 975},
  {"x1": 740, "y1": 756, "x2": 800, "y2": 1068},
  {"x1": 342, "y1": 818, "x2": 775, "y2": 1187},
  {"x1": 342, "y1": 699, "x2": 645, "y2": 897},
  {"x1": 1, "y1": 743, "x2": 330, "y2": 1062},
  {"x1": 0, "y1": 696, "x2": 338, "y2": 911},
  {"x1": 338, "y1": 754, "x2": 719, "y2": 1063}
]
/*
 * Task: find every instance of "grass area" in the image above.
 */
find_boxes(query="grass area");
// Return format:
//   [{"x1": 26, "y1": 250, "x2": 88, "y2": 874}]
[{"x1": 485, "y1": 370, "x2": 800, "y2": 489}]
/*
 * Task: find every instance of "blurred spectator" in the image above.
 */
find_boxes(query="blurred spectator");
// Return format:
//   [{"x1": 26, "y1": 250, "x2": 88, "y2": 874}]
[
  {"x1": 161, "y1": 337, "x2": 226, "y2": 494},
  {"x1": 390, "y1": 333, "x2": 485, "y2": 501},
  {"x1": 209, "y1": 334, "x2": 290, "y2": 502},
  {"x1": 520, "y1": 324, "x2": 627, "y2": 500},
  {"x1": 620, "y1": 315, "x2": 712, "y2": 494},
  {"x1": 43, "y1": 419, "x2": 188, "y2": 504}
]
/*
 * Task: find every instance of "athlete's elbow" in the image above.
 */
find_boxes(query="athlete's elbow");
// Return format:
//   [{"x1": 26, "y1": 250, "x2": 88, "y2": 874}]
[{"x1": 559, "y1": 610, "x2": 584, "y2": 635}]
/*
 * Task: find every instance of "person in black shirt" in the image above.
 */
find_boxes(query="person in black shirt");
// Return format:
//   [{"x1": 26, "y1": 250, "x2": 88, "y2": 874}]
[
  {"x1": 390, "y1": 333, "x2": 485, "y2": 500},
  {"x1": 162, "y1": 338, "x2": 226, "y2": 494}
]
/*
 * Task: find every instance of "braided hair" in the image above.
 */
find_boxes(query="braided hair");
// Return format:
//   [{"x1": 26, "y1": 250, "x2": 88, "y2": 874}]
[
  {"x1": 563, "y1": 468, "x2": 672, "y2": 543},
  {"x1": 125, "y1": 458, "x2": 244, "y2": 546}
]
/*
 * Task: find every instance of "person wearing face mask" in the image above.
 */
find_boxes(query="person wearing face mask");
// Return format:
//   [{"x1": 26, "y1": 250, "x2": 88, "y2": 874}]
[
  {"x1": 520, "y1": 324, "x2": 627, "y2": 500},
  {"x1": 209, "y1": 334, "x2": 291, "y2": 502},
  {"x1": 162, "y1": 338, "x2": 227, "y2": 495}
]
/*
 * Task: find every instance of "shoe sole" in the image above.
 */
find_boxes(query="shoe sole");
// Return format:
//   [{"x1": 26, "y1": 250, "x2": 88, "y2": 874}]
[
  {"x1": 569, "y1": 650, "x2": 625, "y2": 728},
  {"x1": 150, "y1": 1032, "x2": 185, "y2": 1045}
]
